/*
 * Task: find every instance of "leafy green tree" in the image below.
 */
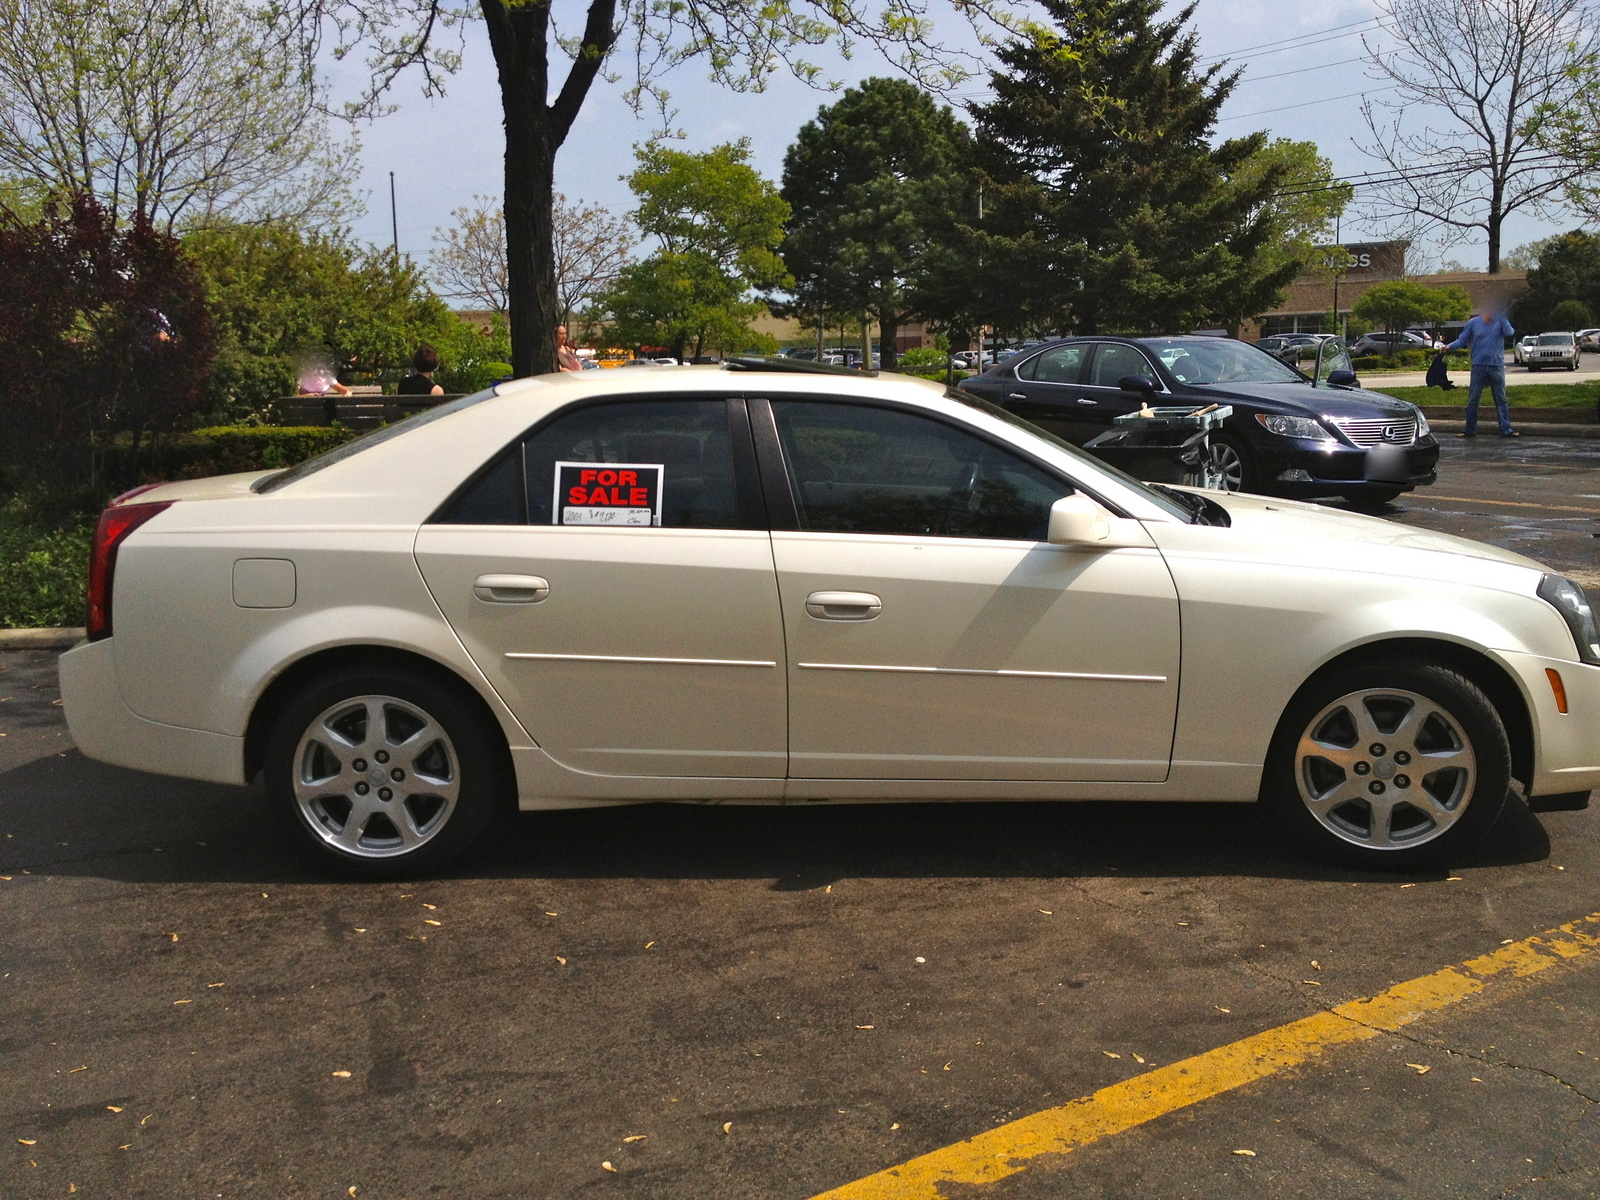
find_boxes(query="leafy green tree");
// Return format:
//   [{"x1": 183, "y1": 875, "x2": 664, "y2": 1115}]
[
  {"x1": 781, "y1": 78, "x2": 973, "y2": 370},
  {"x1": 1549, "y1": 299, "x2": 1596, "y2": 331},
  {"x1": 182, "y1": 221, "x2": 470, "y2": 417},
  {"x1": 1351, "y1": 279, "x2": 1469, "y2": 338},
  {"x1": 966, "y1": 0, "x2": 1298, "y2": 337},
  {"x1": 589, "y1": 142, "x2": 787, "y2": 361},
  {"x1": 1222, "y1": 139, "x2": 1352, "y2": 330},
  {"x1": 1512, "y1": 231, "x2": 1600, "y2": 332}
]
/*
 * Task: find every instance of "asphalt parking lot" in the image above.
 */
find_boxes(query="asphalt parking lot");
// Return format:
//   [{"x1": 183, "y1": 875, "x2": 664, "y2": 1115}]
[{"x1": 2, "y1": 438, "x2": 1598, "y2": 1200}]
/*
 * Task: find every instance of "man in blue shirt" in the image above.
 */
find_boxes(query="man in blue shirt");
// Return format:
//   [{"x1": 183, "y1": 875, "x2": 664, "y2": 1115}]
[{"x1": 1445, "y1": 311, "x2": 1517, "y2": 436}]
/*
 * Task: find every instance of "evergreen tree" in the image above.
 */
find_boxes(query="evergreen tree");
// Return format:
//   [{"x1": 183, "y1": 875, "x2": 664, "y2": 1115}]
[
  {"x1": 968, "y1": 0, "x2": 1297, "y2": 335},
  {"x1": 781, "y1": 79, "x2": 973, "y2": 369}
]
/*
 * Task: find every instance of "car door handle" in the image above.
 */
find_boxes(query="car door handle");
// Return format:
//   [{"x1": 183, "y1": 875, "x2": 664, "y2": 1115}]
[
  {"x1": 805, "y1": 591, "x2": 882, "y2": 621},
  {"x1": 1008, "y1": 392, "x2": 1028, "y2": 400},
  {"x1": 473, "y1": 574, "x2": 550, "y2": 603},
  {"x1": 1076, "y1": 397, "x2": 1098, "y2": 405}
]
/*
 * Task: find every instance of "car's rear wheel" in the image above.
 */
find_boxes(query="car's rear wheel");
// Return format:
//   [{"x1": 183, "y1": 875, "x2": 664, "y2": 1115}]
[
  {"x1": 1264, "y1": 661, "x2": 1510, "y2": 870},
  {"x1": 265, "y1": 667, "x2": 506, "y2": 878},
  {"x1": 1206, "y1": 432, "x2": 1254, "y2": 493}
]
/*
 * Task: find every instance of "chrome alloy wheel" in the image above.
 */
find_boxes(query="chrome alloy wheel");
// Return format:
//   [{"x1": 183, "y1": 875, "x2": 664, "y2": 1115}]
[
  {"x1": 291, "y1": 694, "x2": 460, "y2": 858},
  {"x1": 1206, "y1": 440, "x2": 1245, "y2": 491},
  {"x1": 1295, "y1": 688, "x2": 1476, "y2": 850}
]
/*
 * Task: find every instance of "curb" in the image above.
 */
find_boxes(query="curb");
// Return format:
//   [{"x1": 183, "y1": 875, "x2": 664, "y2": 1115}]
[
  {"x1": 1428, "y1": 420, "x2": 1600, "y2": 439},
  {"x1": 0, "y1": 628, "x2": 85, "y2": 649}
]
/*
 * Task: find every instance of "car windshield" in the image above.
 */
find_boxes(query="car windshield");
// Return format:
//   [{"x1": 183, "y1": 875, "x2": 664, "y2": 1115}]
[
  {"x1": 1536, "y1": 334, "x2": 1574, "y2": 345},
  {"x1": 948, "y1": 388, "x2": 1196, "y2": 522},
  {"x1": 1143, "y1": 337, "x2": 1306, "y2": 385},
  {"x1": 253, "y1": 388, "x2": 504, "y2": 492}
]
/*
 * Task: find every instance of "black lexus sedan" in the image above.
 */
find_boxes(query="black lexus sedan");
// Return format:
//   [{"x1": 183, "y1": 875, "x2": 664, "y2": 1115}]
[{"x1": 958, "y1": 335, "x2": 1439, "y2": 507}]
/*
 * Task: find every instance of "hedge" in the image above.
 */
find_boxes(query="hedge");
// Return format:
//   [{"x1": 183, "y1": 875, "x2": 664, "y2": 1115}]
[
  {"x1": 175, "y1": 425, "x2": 357, "y2": 478},
  {"x1": 0, "y1": 500, "x2": 92, "y2": 628}
]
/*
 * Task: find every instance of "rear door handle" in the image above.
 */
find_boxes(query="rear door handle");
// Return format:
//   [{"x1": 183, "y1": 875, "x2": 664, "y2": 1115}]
[
  {"x1": 1008, "y1": 392, "x2": 1028, "y2": 400},
  {"x1": 1076, "y1": 397, "x2": 1098, "y2": 405},
  {"x1": 473, "y1": 574, "x2": 550, "y2": 603},
  {"x1": 805, "y1": 591, "x2": 882, "y2": 621}
]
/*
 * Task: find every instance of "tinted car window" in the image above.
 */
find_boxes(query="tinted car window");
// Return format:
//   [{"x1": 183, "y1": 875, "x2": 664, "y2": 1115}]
[
  {"x1": 526, "y1": 400, "x2": 739, "y2": 528},
  {"x1": 436, "y1": 399, "x2": 741, "y2": 528},
  {"x1": 1087, "y1": 343, "x2": 1155, "y2": 387},
  {"x1": 1017, "y1": 344, "x2": 1086, "y2": 384},
  {"x1": 771, "y1": 401, "x2": 1072, "y2": 541}
]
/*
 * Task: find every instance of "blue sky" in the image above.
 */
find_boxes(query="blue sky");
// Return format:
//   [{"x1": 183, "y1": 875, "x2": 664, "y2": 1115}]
[{"x1": 334, "y1": 0, "x2": 1576, "y2": 275}]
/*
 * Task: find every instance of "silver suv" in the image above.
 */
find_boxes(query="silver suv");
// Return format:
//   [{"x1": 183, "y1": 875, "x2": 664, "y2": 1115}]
[{"x1": 1524, "y1": 332, "x2": 1580, "y2": 372}]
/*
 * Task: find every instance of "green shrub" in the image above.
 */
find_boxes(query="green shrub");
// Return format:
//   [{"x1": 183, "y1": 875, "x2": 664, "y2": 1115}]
[
  {"x1": 896, "y1": 346, "x2": 951, "y2": 370},
  {"x1": 1351, "y1": 350, "x2": 1470, "y2": 372},
  {"x1": 0, "y1": 499, "x2": 92, "y2": 628},
  {"x1": 176, "y1": 426, "x2": 355, "y2": 478}
]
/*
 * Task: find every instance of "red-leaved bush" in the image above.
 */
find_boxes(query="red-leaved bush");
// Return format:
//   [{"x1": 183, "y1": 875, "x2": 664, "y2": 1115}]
[{"x1": 0, "y1": 195, "x2": 216, "y2": 507}]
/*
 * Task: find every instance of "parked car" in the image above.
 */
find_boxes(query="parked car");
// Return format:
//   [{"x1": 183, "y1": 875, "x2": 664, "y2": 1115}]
[
  {"x1": 1523, "y1": 332, "x2": 1581, "y2": 371},
  {"x1": 59, "y1": 360, "x2": 1600, "y2": 878},
  {"x1": 1348, "y1": 331, "x2": 1438, "y2": 357},
  {"x1": 959, "y1": 335, "x2": 1438, "y2": 508},
  {"x1": 1257, "y1": 334, "x2": 1327, "y2": 365},
  {"x1": 1575, "y1": 328, "x2": 1600, "y2": 354}
]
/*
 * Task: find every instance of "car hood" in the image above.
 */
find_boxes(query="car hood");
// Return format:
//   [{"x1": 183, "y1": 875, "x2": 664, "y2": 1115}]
[
  {"x1": 1192, "y1": 381, "x2": 1419, "y2": 419},
  {"x1": 1183, "y1": 490, "x2": 1548, "y2": 586}
]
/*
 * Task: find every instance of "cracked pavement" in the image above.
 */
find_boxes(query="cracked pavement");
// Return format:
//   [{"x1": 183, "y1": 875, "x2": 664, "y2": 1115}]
[{"x1": 2, "y1": 440, "x2": 1599, "y2": 1199}]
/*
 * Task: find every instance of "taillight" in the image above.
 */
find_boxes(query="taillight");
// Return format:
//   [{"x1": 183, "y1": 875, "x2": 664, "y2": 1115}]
[{"x1": 86, "y1": 498, "x2": 171, "y2": 642}]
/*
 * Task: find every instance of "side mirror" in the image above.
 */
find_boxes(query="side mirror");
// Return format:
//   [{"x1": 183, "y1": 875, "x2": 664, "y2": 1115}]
[
  {"x1": 1119, "y1": 374, "x2": 1157, "y2": 394},
  {"x1": 1326, "y1": 369, "x2": 1358, "y2": 387},
  {"x1": 1047, "y1": 494, "x2": 1111, "y2": 546}
]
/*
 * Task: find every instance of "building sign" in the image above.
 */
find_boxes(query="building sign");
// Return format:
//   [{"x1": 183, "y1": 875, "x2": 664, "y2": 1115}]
[{"x1": 554, "y1": 462, "x2": 663, "y2": 526}]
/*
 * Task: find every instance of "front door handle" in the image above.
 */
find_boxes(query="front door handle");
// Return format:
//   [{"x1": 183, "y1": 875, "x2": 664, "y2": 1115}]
[
  {"x1": 805, "y1": 591, "x2": 882, "y2": 621},
  {"x1": 473, "y1": 574, "x2": 550, "y2": 603},
  {"x1": 1008, "y1": 392, "x2": 1028, "y2": 401},
  {"x1": 1076, "y1": 397, "x2": 1098, "y2": 405}
]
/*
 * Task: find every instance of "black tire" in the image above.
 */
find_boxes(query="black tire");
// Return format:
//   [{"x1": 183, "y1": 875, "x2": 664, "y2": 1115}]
[
  {"x1": 265, "y1": 666, "x2": 509, "y2": 879},
  {"x1": 1262, "y1": 660, "x2": 1511, "y2": 871},
  {"x1": 1341, "y1": 487, "x2": 1404, "y2": 512},
  {"x1": 1207, "y1": 431, "x2": 1256, "y2": 493}
]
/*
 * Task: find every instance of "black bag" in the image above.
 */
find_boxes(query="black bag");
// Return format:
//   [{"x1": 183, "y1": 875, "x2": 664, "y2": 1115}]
[{"x1": 1425, "y1": 352, "x2": 1455, "y2": 390}]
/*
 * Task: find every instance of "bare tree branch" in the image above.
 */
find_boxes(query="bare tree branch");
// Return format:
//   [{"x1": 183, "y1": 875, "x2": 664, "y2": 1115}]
[{"x1": 1356, "y1": 0, "x2": 1599, "y2": 271}]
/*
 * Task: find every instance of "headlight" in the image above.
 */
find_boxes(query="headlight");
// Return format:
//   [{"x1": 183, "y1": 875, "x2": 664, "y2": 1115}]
[
  {"x1": 1538, "y1": 575, "x2": 1600, "y2": 665},
  {"x1": 1255, "y1": 414, "x2": 1330, "y2": 440},
  {"x1": 1413, "y1": 407, "x2": 1431, "y2": 438}
]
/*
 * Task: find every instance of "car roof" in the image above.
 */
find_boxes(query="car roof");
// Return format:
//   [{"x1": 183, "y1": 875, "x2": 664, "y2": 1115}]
[{"x1": 183, "y1": 362, "x2": 1173, "y2": 527}]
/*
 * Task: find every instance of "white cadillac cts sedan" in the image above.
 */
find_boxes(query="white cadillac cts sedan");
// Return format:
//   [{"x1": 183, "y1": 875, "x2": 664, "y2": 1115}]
[{"x1": 61, "y1": 361, "x2": 1600, "y2": 876}]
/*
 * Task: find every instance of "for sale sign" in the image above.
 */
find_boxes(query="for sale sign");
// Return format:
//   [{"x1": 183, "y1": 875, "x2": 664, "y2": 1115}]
[{"x1": 553, "y1": 462, "x2": 664, "y2": 526}]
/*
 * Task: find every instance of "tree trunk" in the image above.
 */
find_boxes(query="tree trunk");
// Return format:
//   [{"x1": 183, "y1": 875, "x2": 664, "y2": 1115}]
[
  {"x1": 878, "y1": 297, "x2": 899, "y2": 371},
  {"x1": 858, "y1": 313, "x2": 872, "y2": 371},
  {"x1": 1486, "y1": 193, "x2": 1503, "y2": 274},
  {"x1": 503, "y1": 113, "x2": 560, "y2": 377},
  {"x1": 483, "y1": 0, "x2": 617, "y2": 377}
]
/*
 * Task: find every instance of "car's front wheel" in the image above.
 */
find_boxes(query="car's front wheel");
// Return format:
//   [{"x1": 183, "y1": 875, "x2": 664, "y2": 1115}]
[
  {"x1": 1206, "y1": 432, "x2": 1254, "y2": 493},
  {"x1": 265, "y1": 667, "x2": 507, "y2": 878},
  {"x1": 1264, "y1": 661, "x2": 1511, "y2": 869}
]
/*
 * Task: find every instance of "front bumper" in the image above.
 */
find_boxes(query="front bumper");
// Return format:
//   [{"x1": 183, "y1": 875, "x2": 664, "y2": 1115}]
[
  {"x1": 59, "y1": 638, "x2": 245, "y2": 785},
  {"x1": 1499, "y1": 650, "x2": 1600, "y2": 799},
  {"x1": 1254, "y1": 434, "x2": 1441, "y2": 498}
]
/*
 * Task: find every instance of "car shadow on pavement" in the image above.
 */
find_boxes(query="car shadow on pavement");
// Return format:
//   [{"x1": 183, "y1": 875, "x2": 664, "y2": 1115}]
[{"x1": 0, "y1": 750, "x2": 1554, "y2": 888}]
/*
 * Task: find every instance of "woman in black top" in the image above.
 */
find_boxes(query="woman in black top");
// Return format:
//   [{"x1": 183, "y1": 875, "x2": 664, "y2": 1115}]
[{"x1": 398, "y1": 344, "x2": 445, "y2": 396}]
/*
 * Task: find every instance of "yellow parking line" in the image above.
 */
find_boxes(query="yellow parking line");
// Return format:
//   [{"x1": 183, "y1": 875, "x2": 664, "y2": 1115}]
[
  {"x1": 1424, "y1": 494, "x2": 1600, "y2": 515},
  {"x1": 810, "y1": 912, "x2": 1600, "y2": 1200}
]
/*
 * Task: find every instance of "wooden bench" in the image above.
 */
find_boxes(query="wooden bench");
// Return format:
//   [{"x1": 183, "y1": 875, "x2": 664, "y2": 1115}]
[{"x1": 272, "y1": 395, "x2": 466, "y2": 428}]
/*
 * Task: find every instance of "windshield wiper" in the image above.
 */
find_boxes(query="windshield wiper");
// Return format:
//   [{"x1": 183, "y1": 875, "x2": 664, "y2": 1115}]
[{"x1": 1150, "y1": 483, "x2": 1231, "y2": 527}]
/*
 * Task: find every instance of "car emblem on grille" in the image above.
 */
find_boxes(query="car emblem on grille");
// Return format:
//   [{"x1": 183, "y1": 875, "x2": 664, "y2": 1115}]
[{"x1": 1384, "y1": 425, "x2": 1401, "y2": 441}]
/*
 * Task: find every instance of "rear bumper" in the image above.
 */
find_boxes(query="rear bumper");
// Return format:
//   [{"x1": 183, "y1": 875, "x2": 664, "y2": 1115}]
[{"x1": 59, "y1": 638, "x2": 245, "y2": 785}]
